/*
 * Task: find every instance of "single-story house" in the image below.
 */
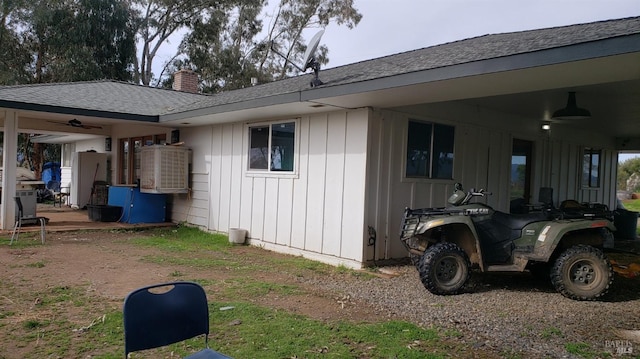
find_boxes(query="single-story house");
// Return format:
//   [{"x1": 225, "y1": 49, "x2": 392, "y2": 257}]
[{"x1": 0, "y1": 16, "x2": 639, "y2": 268}]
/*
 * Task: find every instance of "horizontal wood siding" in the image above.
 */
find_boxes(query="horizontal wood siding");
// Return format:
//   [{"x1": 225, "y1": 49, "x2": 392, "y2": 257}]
[
  {"x1": 171, "y1": 173, "x2": 209, "y2": 227},
  {"x1": 169, "y1": 127, "x2": 212, "y2": 228}
]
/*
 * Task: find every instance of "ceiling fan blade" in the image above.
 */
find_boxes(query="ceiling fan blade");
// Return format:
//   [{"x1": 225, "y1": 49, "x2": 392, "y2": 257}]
[
  {"x1": 46, "y1": 119, "x2": 102, "y2": 129},
  {"x1": 81, "y1": 124, "x2": 103, "y2": 129},
  {"x1": 47, "y1": 120, "x2": 66, "y2": 125},
  {"x1": 68, "y1": 119, "x2": 102, "y2": 129}
]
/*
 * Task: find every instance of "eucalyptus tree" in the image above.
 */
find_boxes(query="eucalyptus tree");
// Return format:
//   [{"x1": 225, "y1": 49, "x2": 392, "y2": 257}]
[
  {"x1": 2, "y1": 0, "x2": 135, "y2": 177},
  {"x1": 179, "y1": 0, "x2": 265, "y2": 92},
  {"x1": 261, "y1": 0, "x2": 361, "y2": 80},
  {"x1": 131, "y1": 0, "x2": 238, "y2": 86},
  {"x1": 15, "y1": 0, "x2": 136, "y2": 83},
  {"x1": 181, "y1": 0, "x2": 362, "y2": 92},
  {"x1": 0, "y1": 0, "x2": 31, "y2": 84}
]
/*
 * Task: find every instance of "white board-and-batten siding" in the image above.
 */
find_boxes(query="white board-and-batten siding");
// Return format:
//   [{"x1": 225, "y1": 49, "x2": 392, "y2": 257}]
[
  {"x1": 364, "y1": 105, "x2": 619, "y2": 263},
  {"x1": 190, "y1": 109, "x2": 370, "y2": 267},
  {"x1": 176, "y1": 102, "x2": 619, "y2": 266}
]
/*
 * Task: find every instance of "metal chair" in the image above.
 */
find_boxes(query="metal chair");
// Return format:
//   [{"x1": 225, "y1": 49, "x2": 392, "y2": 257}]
[
  {"x1": 10, "y1": 197, "x2": 46, "y2": 245},
  {"x1": 123, "y1": 281, "x2": 232, "y2": 359},
  {"x1": 46, "y1": 180, "x2": 70, "y2": 207}
]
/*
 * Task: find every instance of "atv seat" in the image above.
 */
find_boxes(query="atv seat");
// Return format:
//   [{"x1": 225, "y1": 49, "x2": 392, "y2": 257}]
[
  {"x1": 492, "y1": 211, "x2": 550, "y2": 231},
  {"x1": 473, "y1": 211, "x2": 552, "y2": 264}
]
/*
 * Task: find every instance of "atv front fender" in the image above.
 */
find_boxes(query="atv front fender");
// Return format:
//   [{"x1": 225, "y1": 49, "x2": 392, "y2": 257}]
[{"x1": 400, "y1": 209, "x2": 485, "y2": 270}]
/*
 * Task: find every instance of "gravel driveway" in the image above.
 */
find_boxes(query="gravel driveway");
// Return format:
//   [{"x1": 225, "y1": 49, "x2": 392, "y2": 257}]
[{"x1": 304, "y1": 250, "x2": 640, "y2": 358}]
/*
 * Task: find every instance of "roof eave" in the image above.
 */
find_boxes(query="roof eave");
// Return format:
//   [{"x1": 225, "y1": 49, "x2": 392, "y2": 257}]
[
  {"x1": 0, "y1": 100, "x2": 159, "y2": 122},
  {"x1": 159, "y1": 91, "x2": 302, "y2": 123},
  {"x1": 303, "y1": 33, "x2": 640, "y2": 102},
  {"x1": 160, "y1": 33, "x2": 640, "y2": 123}
]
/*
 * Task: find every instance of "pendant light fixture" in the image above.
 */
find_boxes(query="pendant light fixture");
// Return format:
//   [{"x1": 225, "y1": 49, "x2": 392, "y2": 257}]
[{"x1": 551, "y1": 92, "x2": 591, "y2": 120}]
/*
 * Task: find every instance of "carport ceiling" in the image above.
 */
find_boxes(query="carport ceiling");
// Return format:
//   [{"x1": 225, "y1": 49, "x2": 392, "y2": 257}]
[{"x1": 457, "y1": 79, "x2": 640, "y2": 137}]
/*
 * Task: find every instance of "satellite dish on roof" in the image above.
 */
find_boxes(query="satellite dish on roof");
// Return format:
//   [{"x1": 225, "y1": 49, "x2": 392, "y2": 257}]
[
  {"x1": 302, "y1": 30, "x2": 324, "y2": 70},
  {"x1": 271, "y1": 29, "x2": 325, "y2": 87}
]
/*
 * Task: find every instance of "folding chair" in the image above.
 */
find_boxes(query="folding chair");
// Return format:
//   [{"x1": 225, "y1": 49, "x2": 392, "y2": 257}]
[
  {"x1": 10, "y1": 197, "x2": 46, "y2": 245},
  {"x1": 123, "y1": 281, "x2": 232, "y2": 359}
]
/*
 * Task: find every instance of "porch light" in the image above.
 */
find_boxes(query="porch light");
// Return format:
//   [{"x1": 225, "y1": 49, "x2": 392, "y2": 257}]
[
  {"x1": 542, "y1": 123, "x2": 551, "y2": 130},
  {"x1": 551, "y1": 92, "x2": 591, "y2": 120}
]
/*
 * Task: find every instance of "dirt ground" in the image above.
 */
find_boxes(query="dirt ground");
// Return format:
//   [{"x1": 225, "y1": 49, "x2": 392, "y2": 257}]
[
  {"x1": 1, "y1": 230, "x2": 383, "y2": 316},
  {"x1": 0, "y1": 230, "x2": 389, "y2": 358}
]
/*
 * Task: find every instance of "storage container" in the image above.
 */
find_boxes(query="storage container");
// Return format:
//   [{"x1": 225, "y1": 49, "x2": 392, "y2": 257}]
[{"x1": 108, "y1": 186, "x2": 166, "y2": 223}]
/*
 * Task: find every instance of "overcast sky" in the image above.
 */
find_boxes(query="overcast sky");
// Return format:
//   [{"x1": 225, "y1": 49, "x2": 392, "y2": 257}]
[
  {"x1": 317, "y1": 0, "x2": 640, "y2": 68},
  {"x1": 312, "y1": 0, "x2": 640, "y2": 160},
  {"x1": 154, "y1": 0, "x2": 640, "y2": 74},
  {"x1": 152, "y1": 1, "x2": 639, "y2": 157}
]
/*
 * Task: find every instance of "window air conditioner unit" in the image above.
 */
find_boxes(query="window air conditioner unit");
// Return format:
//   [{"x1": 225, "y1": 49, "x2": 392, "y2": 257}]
[{"x1": 140, "y1": 145, "x2": 190, "y2": 194}]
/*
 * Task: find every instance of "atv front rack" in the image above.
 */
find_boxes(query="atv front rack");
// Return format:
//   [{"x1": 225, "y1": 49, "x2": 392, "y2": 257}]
[{"x1": 399, "y1": 207, "x2": 487, "y2": 243}]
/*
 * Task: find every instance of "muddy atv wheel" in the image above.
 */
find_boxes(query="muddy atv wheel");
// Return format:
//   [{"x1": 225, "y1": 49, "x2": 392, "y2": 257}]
[
  {"x1": 409, "y1": 253, "x2": 421, "y2": 267},
  {"x1": 551, "y1": 245, "x2": 613, "y2": 301},
  {"x1": 418, "y1": 242, "x2": 470, "y2": 295}
]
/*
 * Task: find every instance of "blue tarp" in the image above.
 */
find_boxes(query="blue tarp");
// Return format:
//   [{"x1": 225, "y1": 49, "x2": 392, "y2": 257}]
[{"x1": 42, "y1": 162, "x2": 61, "y2": 186}]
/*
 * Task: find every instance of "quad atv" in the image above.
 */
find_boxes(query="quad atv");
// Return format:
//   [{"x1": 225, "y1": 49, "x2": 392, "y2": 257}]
[{"x1": 400, "y1": 183, "x2": 615, "y2": 301}]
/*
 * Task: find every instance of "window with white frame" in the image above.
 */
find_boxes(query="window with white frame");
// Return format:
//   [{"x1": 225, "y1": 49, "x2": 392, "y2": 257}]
[
  {"x1": 405, "y1": 120, "x2": 455, "y2": 179},
  {"x1": 248, "y1": 121, "x2": 296, "y2": 172}
]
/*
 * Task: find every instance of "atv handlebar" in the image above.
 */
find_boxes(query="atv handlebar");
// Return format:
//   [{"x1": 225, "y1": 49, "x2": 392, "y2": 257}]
[
  {"x1": 462, "y1": 188, "x2": 491, "y2": 205},
  {"x1": 469, "y1": 188, "x2": 491, "y2": 197}
]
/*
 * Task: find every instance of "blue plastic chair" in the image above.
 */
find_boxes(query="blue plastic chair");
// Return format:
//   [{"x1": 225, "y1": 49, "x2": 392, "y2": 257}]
[{"x1": 123, "y1": 282, "x2": 232, "y2": 358}]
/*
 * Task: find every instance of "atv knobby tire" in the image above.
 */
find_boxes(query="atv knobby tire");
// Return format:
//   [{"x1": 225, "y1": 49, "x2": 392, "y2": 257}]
[
  {"x1": 418, "y1": 242, "x2": 470, "y2": 295},
  {"x1": 551, "y1": 245, "x2": 613, "y2": 301},
  {"x1": 409, "y1": 253, "x2": 421, "y2": 268}
]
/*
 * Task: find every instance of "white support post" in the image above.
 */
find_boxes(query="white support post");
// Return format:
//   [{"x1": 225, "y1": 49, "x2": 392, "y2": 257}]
[{"x1": 1, "y1": 110, "x2": 18, "y2": 229}]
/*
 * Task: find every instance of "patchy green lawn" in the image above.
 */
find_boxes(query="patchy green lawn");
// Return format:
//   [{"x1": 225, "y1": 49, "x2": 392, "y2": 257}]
[
  {"x1": 621, "y1": 198, "x2": 640, "y2": 212},
  {"x1": 0, "y1": 226, "x2": 479, "y2": 359}
]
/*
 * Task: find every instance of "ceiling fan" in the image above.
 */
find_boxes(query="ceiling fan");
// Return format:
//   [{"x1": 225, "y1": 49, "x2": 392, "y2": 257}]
[{"x1": 48, "y1": 119, "x2": 103, "y2": 130}]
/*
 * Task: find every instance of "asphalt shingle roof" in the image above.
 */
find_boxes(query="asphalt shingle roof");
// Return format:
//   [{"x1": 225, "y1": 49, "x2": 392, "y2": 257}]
[
  {"x1": 165, "y1": 16, "x2": 640, "y2": 114},
  {"x1": 0, "y1": 16, "x2": 638, "y2": 120},
  {"x1": 0, "y1": 81, "x2": 208, "y2": 118}
]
